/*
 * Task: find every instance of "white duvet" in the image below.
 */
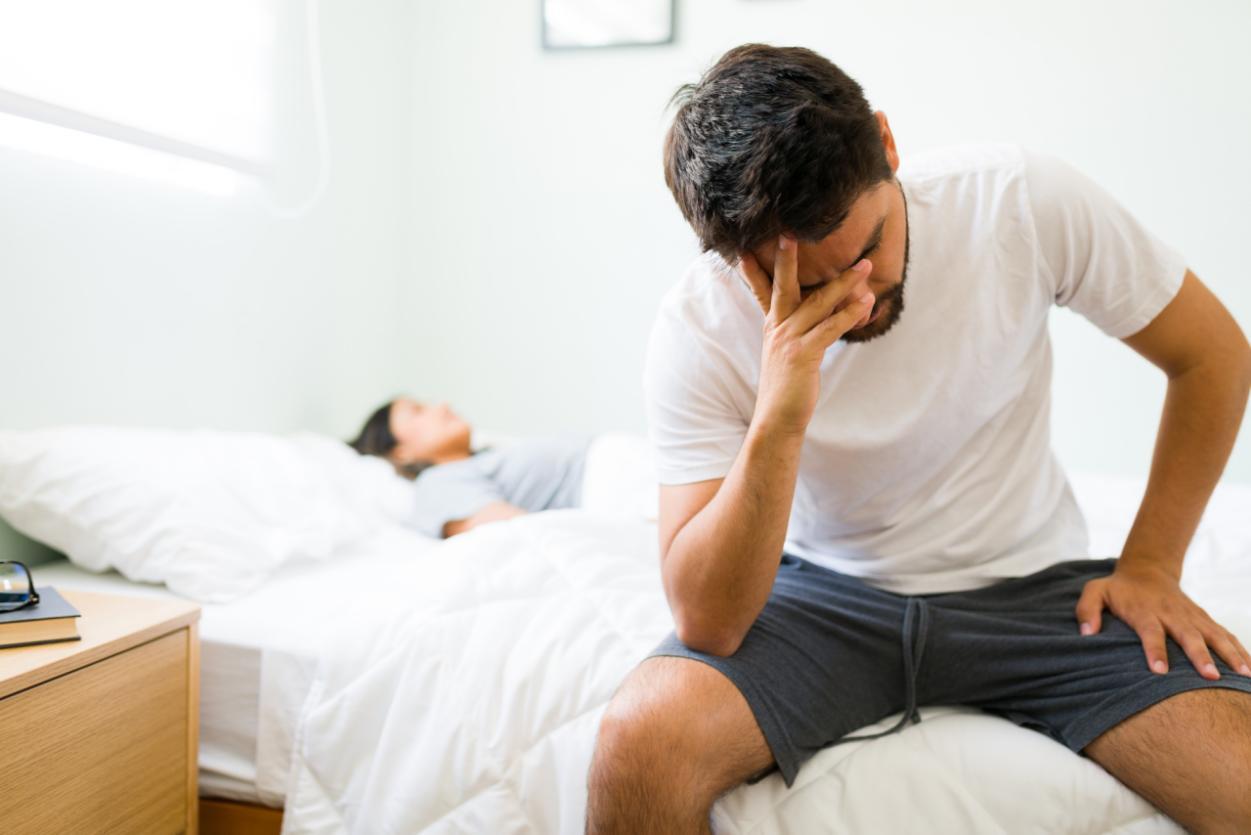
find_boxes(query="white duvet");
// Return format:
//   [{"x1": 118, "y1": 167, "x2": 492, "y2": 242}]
[{"x1": 278, "y1": 471, "x2": 1251, "y2": 835}]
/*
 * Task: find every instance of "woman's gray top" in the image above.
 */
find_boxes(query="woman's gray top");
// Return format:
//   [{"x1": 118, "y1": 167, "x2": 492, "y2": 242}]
[{"x1": 406, "y1": 433, "x2": 593, "y2": 538}]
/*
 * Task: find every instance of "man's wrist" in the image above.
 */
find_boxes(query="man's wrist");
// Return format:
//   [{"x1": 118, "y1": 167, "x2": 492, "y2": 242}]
[
  {"x1": 747, "y1": 411, "x2": 810, "y2": 445},
  {"x1": 1115, "y1": 551, "x2": 1184, "y2": 583}
]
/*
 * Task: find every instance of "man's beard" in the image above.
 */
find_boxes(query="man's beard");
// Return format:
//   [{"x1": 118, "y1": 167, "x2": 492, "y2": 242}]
[{"x1": 841, "y1": 182, "x2": 911, "y2": 345}]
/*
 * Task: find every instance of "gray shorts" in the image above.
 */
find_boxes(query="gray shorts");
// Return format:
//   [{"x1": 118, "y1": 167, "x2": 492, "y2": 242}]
[{"x1": 647, "y1": 554, "x2": 1251, "y2": 788}]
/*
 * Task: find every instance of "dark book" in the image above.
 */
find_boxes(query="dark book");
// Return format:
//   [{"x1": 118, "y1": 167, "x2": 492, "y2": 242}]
[{"x1": 0, "y1": 586, "x2": 82, "y2": 649}]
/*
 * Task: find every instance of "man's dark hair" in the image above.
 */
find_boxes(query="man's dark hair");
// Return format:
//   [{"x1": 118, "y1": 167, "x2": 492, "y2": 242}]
[
  {"x1": 663, "y1": 44, "x2": 893, "y2": 261},
  {"x1": 347, "y1": 400, "x2": 434, "y2": 481}
]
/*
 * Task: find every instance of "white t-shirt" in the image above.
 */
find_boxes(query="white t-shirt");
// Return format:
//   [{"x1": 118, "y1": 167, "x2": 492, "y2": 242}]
[{"x1": 642, "y1": 143, "x2": 1187, "y2": 595}]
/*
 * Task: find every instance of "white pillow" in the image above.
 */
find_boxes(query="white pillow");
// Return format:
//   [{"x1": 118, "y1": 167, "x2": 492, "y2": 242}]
[
  {"x1": 0, "y1": 426, "x2": 414, "y2": 602},
  {"x1": 581, "y1": 432, "x2": 660, "y2": 522}
]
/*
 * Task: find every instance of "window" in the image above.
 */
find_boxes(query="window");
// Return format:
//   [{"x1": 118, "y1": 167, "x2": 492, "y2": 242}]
[{"x1": 0, "y1": 0, "x2": 325, "y2": 207}]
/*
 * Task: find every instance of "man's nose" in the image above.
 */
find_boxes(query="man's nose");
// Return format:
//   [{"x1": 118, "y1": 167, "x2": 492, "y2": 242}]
[{"x1": 849, "y1": 277, "x2": 876, "y2": 299}]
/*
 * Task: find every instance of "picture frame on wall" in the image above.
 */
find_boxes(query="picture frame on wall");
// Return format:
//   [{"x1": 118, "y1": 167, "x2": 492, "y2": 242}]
[{"x1": 541, "y1": 0, "x2": 675, "y2": 50}]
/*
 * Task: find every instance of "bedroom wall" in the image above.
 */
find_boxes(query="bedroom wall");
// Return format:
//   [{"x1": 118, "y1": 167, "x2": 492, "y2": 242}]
[
  {"x1": 398, "y1": 0, "x2": 1251, "y2": 487},
  {"x1": 0, "y1": 0, "x2": 416, "y2": 563},
  {"x1": 3, "y1": 2, "x2": 1249, "y2": 568}
]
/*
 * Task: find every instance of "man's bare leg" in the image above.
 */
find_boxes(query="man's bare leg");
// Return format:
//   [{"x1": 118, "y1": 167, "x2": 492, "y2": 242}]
[
  {"x1": 586, "y1": 655, "x2": 775, "y2": 834},
  {"x1": 1084, "y1": 688, "x2": 1251, "y2": 833}
]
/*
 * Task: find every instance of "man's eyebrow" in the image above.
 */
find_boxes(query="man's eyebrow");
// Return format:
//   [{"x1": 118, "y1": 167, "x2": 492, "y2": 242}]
[
  {"x1": 840, "y1": 215, "x2": 887, "y2": 274},
  {"x1": 801, "y1": 214, "x2": 888, "y2": 288}
]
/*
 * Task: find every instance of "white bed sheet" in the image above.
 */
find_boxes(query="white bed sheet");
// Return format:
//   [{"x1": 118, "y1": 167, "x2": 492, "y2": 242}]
[{"x1": 35, "y1": 524, "x2": 444, "y2": 806}]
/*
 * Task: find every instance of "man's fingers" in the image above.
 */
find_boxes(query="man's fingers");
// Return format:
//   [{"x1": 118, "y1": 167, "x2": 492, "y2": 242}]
[
  {"x1": 1137, "y1": 621, "x2": 1170, "y2": 674},
  {"x1": 771, "y1": 234, "x2": 800, "y2": 320},
  {"x1": 737, "y1": 252, "x2": 772, "y2": 316},
  {"x1": 1074, "y1": 580, "x2": 1105, "y2": 636},
  {"x1": 800, "y1": 291, "x2": 875, "y2": 352},
  {"x1": 1230, "y1": 633, "x2": 1251, "y2": 677},
  {"x1": 788, "y1": 258, "x2": 874, "y2": 337},
  {"x1": 1174, "y1": 626, "x2": 1220, "y2": 680},
  {"x1": 1206, "y1": 629, "x2": 1247, "y2": 678}
]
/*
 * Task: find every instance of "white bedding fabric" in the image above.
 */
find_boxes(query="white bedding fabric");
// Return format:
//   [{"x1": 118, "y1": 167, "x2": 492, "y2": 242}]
[
  {"x1": 277, "y1": 471, "x2": 1251, "y2": 835},
  {"x1": 36, "y1": 525, "x2": 444, "y2": 805},
  {"x1": 0, "y1": 427, "x2": 414, "y2": 602},
  {"x1": 19, "y1": 430, "x2": 641, "y2": 804},
  {"x1": 27, "y1": 444, "x2": 1251, "y2": 832}
]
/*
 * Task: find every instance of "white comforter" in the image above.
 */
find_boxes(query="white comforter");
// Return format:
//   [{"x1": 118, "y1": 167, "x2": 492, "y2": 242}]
[{"x1": 279, "y1": 474, "x2": 1251, "y2": 834}]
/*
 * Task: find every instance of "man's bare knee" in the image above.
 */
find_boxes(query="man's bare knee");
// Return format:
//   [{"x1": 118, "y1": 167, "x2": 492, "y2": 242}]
[
  {"x1": 586, "y1": 656, "x2": 774, "y2": 833},
  {"x1": 602, "y1": 656, "x2": 771, "y2": 773}
]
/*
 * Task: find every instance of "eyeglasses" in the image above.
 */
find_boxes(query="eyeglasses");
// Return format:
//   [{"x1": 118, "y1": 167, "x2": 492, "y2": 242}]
[{"x1": 0, "y1": 562, "x2": 40, "y2": 614}]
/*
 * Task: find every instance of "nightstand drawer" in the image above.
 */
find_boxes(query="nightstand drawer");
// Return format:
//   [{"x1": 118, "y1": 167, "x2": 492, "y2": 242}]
[{"x1": 0, "y1": 629, "x2": 191, "y2": 834}]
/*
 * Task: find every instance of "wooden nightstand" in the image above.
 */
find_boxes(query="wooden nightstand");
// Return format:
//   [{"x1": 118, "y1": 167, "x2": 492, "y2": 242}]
[{"x1": 0, "y1": 589, "x2": 201, "y2": 835}]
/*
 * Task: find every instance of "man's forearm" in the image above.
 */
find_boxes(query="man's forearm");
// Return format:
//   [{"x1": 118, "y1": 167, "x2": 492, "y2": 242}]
[
  {"x1": 662, "y1": 420, "x2": 805, "y2": 656},
  {"x1": 1119, "y1": 360, "x2": 1251, "y2": 579}
]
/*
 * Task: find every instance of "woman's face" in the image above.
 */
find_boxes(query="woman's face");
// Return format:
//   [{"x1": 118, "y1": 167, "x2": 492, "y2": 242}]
[{"x1": 388, "y1": 397, "x2": 471, "y2": 465}]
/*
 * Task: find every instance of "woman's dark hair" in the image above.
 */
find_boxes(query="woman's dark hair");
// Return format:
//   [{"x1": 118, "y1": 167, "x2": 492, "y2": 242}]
[
  {"x1": 663, "y1": 43, "x2": 893, "y2": 262},
  {"x1": 347, "y1": 400, "x2": 435, "y2": 481}
]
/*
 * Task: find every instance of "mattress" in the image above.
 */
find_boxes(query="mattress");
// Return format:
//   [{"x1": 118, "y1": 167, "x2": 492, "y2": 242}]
[{"x1": 35, "y1": 524, "x2": 442, "y2": 806}]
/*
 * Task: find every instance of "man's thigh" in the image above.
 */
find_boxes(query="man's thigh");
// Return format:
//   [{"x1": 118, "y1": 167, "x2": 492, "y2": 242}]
[
  {"x1": 645, "y1": 554, "x2": 913, "y2": 787},
  {"x1": 923, "y1": 558, "x2": 1251, "y2": 755},
  {"x1": 1085, "y1": 688, "x2": 1251, "y2": 830}
]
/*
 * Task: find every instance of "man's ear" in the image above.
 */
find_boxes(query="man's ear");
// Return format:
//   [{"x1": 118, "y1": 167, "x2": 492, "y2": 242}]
[{"x1": 875, "y1": 111, "x2": 900, "y2": 173}]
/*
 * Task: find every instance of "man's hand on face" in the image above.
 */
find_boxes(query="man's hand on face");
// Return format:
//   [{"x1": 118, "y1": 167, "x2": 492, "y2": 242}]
[
  {"x1": 1075, "y1": 560, "x2": 1251, "y2": 679},
  {"x1": 738, "y1": 233, "x2": 876, "y2": 437}
]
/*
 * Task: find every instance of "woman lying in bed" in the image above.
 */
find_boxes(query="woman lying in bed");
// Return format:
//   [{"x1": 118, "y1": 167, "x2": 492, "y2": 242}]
[{"x1": 349, "y1": 397, "x2": 592, "y2": 539}]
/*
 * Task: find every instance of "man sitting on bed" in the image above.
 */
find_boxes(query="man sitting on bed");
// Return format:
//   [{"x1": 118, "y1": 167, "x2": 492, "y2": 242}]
[
  {"x1": 586, "y1": 43, "x2": 1251, "y2": 833},
  {"x1": 350, "y1": 397, "x2": 591, "y2": 539}
]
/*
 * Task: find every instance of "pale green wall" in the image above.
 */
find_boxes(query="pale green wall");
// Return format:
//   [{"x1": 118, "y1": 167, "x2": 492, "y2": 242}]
[{"x1": 0, "y1": 524, "x2": 58, "y2": 567}]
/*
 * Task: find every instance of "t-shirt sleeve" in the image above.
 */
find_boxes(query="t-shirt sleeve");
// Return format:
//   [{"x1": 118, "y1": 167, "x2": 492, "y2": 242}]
[
  {"x1": 406, "y1": 463, "x2": 505, "y2": 538},
  {"x1": 1024, "y1": 149, "x2": 1187, "y2": 339},
  {"x1": 642, "y1": 304, "x2": 749, "y2": 485}
]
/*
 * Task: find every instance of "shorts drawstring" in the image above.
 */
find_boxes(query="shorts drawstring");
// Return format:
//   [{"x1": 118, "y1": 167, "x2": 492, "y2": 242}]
[{"x1": 839, "y1": 596, "x2": 930, "y2": 743}]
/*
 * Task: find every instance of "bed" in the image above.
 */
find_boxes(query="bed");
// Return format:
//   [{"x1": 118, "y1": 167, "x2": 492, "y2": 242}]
[
  {"x1": 32, "y1": 524, "x2": 444, "y2": 809},
  {"x1": 4, "y1": 428, "x2": 1250, "y2": 834}
]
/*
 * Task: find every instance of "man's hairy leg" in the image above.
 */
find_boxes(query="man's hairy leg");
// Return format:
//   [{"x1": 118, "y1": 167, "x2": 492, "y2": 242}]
[
  {"x1": 586, "y1": 655, "x2": 775, "y2": 835},
  {"x1": 1084, "y1": 688, "x2": 1251, "y2": 833}
]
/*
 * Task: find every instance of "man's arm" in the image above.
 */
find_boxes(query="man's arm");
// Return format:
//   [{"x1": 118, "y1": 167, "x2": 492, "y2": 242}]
[
  {"x1": 1117, "y1": 271, "x2": 1251, "y2": 574},
  {"x1": 1075, "y1": 269, "x2": 1251, "y2": 677},
  {"x1": 657, "y1": 234, "x2": 877, "y2": 658},
  {"x1": 658, "y1": 423, "x2": 806, "y2": 657},
  {"x1": 442, "y1": 500, "x2": 527, "y2": 538}
]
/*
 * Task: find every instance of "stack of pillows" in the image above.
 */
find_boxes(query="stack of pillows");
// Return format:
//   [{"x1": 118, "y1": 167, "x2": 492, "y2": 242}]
[{"x1": 0, "y1": 427, "x2": 414, "y2": 602}]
